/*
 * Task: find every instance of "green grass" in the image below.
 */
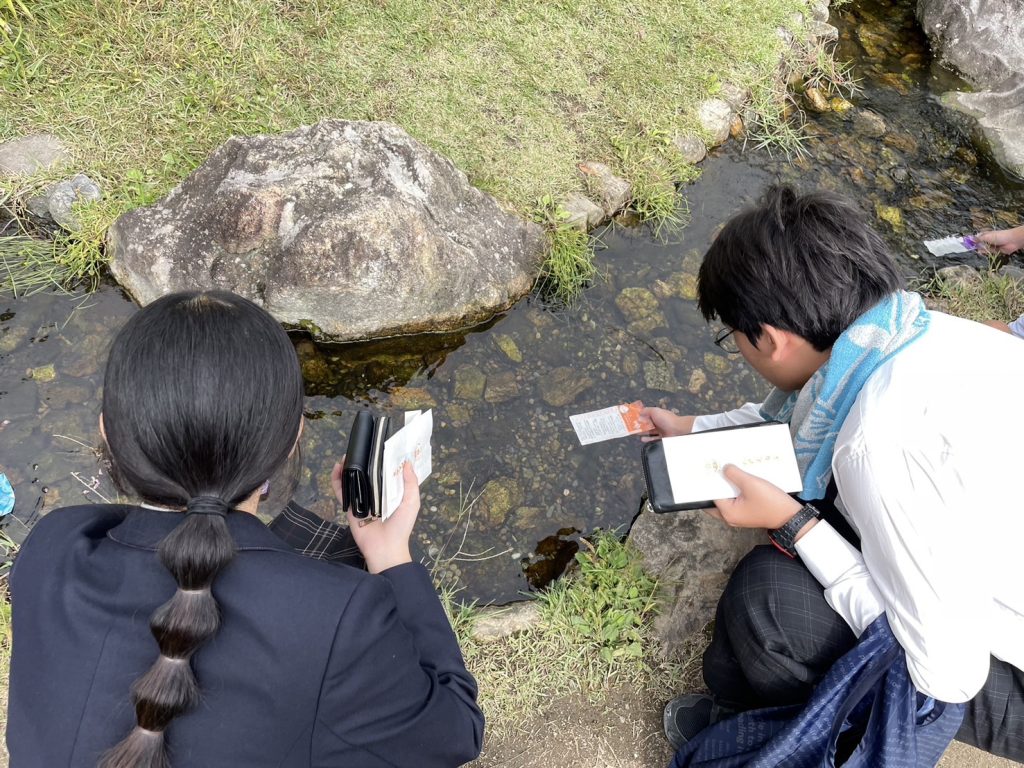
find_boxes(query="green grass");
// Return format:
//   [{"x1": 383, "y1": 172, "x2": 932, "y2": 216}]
[
  {"x1": 922, "y1": 264, "x2": 1024, "y2": 325},
  {"x1": 1, "y1": 195, "x2": 114, "y2": 295},
  {"x1": 2, "y1": 0, "x2": 820, "y2": 300},
  {"x1": 455, "y1": 531, "x2": 690, "y2": 740}
]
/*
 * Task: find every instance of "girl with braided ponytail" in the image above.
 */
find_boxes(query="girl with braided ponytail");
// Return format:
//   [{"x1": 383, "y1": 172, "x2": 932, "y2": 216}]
[{"x1": 8, "y1": 291, "x2": 483, "y2": 767}]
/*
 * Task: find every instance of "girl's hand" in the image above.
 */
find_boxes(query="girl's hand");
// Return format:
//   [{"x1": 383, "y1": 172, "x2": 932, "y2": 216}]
[
  {"x1": 331, "y1": 460, "x2": 419, "y2": 573},
  {"x1": 977, "y1": 225, "x2": 1024, "y2": 255}
]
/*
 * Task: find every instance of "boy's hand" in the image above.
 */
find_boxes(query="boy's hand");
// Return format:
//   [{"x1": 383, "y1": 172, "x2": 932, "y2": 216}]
[
  {"x1": 710, "y1": 464, "x2": 803, "y2": 530},
  {"x1": 977, "y1": 225, "x2": 1024, "y2": 255},
  {"x1": 638, "y1": 407, "x2": 696, "y2": 442},
  {"x1": 331, "y1": 459, "x2": 419, "y2": 573}
]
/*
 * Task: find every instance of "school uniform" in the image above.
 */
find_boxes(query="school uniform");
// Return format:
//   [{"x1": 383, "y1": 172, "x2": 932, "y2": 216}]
[
  {"x1": 7, "y1": 502, "x2": 483, "y2": 767},
  {"x1": 694, "y1": 312, "x2": 1024, "y2": 760}
]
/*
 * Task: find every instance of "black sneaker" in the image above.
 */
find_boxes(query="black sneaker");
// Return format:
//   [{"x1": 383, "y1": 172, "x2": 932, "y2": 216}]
[{"x1": 663, "y1": 694, "x2": 735, "y2": 751}]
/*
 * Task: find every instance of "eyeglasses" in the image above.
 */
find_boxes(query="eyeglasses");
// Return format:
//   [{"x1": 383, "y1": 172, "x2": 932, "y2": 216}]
[{"x1": 713, "y1": 327, "x2": 740, "y2": 355}]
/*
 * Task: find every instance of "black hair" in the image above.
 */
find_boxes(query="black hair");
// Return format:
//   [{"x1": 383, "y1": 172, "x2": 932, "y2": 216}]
[
  {"x1": 697, "y1": 185, "x2": 904, "y2": 351},
  {"x1": 99, "y1": 291, "x2": 304, "y2": 768}
]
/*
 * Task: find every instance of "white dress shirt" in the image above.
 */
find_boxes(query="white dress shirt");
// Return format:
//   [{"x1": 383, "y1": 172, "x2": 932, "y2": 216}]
[{"x1": 692, "y1": 311, "x2": 1024, "y2": 703}]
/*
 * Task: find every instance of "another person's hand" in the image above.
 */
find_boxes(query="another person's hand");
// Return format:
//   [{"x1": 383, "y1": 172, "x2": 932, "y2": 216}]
[
  {"x1": 638, "y1": 407, "x2": 696, "y2": 442},
  {"x1": 976, "y1": 225, "x2": 1024, "y2": 255},
  {"x1": 710, "y1": 464, "x2": 804, "y2": 531},
  {"x1": 331, "y1": 459, "x2": 419, "y2": 573}
]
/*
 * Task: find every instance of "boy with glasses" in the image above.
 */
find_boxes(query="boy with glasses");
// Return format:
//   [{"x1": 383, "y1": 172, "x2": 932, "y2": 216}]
[{"x1": 642, "y1": 186, "x2": 1024, "y2": 761}]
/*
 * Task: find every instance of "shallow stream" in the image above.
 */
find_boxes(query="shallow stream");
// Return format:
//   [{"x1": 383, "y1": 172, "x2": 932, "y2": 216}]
[{"x1": 1, "y1": 0, "x2": 1021, "y2": 603}]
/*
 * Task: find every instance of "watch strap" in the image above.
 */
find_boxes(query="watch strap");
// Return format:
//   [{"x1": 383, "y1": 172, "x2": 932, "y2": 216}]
[{"x1": 768, "y1": 503, "x2": 820, "y2": 558}]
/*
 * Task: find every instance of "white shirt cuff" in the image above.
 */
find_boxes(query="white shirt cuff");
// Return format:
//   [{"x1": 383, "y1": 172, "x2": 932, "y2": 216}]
[{"x1": 794, "y1": 520, "x2": 863, "y2": 587}]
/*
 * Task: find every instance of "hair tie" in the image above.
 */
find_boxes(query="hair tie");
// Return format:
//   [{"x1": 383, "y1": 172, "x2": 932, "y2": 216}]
[{"x1": 185, "y1": 496, "x2": 230, "y2": 517}]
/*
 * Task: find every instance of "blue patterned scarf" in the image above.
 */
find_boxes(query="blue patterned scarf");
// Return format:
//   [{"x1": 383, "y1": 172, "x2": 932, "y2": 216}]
[{"x1": 759, "y1": 290, "x2": 931, "y2": 500}]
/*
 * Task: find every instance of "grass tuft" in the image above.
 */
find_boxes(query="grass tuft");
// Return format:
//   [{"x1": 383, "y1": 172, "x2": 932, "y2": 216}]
[
  {"x1": 457, "y1": 530, "x2": 689, "y2": 740},
  {"x1": 532, "y1": 196, "x2": 599, "y2": 306},
  {"x1": 0, "y1": 197, "x2": 113, "y2": 297},
  {"x1": 921, "y1": 264, "x2": 1024, "y2": 324}
]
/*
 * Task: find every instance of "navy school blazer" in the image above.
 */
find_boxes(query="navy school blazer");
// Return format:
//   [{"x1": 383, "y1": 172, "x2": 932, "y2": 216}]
[{"x1": 7, "y1": 505, "x2": 484, "y2": 766}]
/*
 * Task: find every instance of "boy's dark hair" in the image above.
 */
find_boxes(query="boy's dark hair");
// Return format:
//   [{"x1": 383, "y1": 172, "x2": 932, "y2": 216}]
[{"x1": 697, "y1": 185, "x2": 904, "y2": 351}]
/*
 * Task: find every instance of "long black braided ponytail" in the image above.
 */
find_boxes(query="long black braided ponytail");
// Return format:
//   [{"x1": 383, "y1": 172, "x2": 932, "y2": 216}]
[{"x1": 99, "y1": 291, "x2": 305, "y2": 767}]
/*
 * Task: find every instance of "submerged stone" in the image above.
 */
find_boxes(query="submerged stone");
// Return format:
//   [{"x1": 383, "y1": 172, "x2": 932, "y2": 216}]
[
  {"x1": 874, "y1": 203, "x2": 904, "y2": 229},
  {"x1": 454, "y1": 365, "x2": 487, "y2": 400},
  {"x1": 643, "y1": 360, "x2": 680, "y2": 392},
  {"x1": 539, "y1": 367, "x2": 593, "y2": 407},
  {"x1": 494, "y1": 334, "x2": 523, "y2": 363}
]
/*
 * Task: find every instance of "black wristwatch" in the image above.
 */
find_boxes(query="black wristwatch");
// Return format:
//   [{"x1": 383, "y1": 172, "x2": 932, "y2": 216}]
[{"x1": 768, "y1": 503, "x2": 821, "y2": 558}]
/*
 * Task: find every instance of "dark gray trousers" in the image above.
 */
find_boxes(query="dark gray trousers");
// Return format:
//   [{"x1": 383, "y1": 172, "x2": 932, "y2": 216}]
[{"x1": 703, "y1": 545, "x2": 1024, "y2": 762}]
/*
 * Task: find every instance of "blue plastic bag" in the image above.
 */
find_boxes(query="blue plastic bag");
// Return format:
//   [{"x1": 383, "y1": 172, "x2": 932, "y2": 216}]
[{"x1": 0, "y1": 473, "x2": 13, "y2": 516}]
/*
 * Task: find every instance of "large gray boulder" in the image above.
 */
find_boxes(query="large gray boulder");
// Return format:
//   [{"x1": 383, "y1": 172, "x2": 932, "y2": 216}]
[
  {"x1": 108, "y1": 120, "x2": 546, "y2": 341},
  {"x1": 918, "y1": 0, "x2": 1024, "y2": 178},
  {"x1": 628, "y1": 506, "x2": 762, "y2": 661}
]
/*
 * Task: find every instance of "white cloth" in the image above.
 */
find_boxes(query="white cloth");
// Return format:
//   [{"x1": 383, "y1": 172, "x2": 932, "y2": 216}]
[
  {"x1": 1008, "y1": 313, "x2": 1024, "y2": 339},
  {"x1": 692, "y1": 312, "x2": 1024, "y2": 703}
]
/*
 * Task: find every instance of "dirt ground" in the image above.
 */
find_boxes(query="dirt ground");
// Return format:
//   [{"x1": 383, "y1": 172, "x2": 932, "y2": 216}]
[{"x1": 473, "y1": 687, "x2": 1021, "y2": 767}]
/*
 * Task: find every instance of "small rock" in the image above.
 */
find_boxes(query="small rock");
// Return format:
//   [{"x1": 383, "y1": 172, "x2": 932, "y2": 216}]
[
  {"x1": 854, "y1": 109, "x2": 887, "y2": 138},
  {"x1": 622, "y1": 352, "x2": 640, "y2": 377},
  {"x1": 856, "y1": 26, "x2": 888, "y2": 58},
  {"x1": 513, "y1": 506, "x2": 544, "y2": 529},
  {"x1": 729, "y1": 114, "x2": 745, "y2": 139},
  {"x1": 478, "y1": 478, "x2": 524, "y2": 526},
  {"x1": 811, "y1": 0, "x2": 830, "y2": 23},
  {"x1": 0, "y1": 134, "x2": 71, "y2": 178},
  {"x1": 484, "y1": 371, "x2": 520, "y2": 404},
  {"x1": 938, "y1": 265, "x2": 982, "y2": 291},
  {"x1": 471, "y1": 601, "x2": 542, "y2": 643},
  {"x1": 578, "y1": 161, "x2": 632, "y2": 216},
  {"x1": 883, "y1": 133, "x2": 918, "y2": 154},
  {"x1": 804, "y1": 87, "x2": 831, "y2": 113},
  {"x1": 807, "y1": 20, "x2": 839, "y2": 42},
  {"x1": 830, "y1": 96, "x2": 854, "y2": 112},
  {"x1": 27, "y1": 364, "x2": 57, "y2": 383},
  {"x1": 687, "y1": 368, "x2": 708, "y2": 395},
  {"x1": 874, "y1": 203, "x2": 904, "y2": 230},
  {"x1": 494, "y1": 334, "x2": 523, "y2": 363},
  {"x1": 998, "y1": 265, "x2": 1024, "y2": 284},
  {"x1": 719, "y1": 83, "x2": 748, "y2": 111},
  {"x1": 390, "y1": 387, "x2": 437, "y2": 410},
  {"x1": 643, "y1": 360, "x2": 679, "y2": 392},
  {"x1": 616, "y1": 287, "x2": 665, "y2": 326},
  {"x1": 673, "y1": 133, "x2": 707, "y2": 165},
  {"x1": 0, "y1": 327, "x2": 28, "y2": 354},
  {"x1": 653, "y1": 272, "x2": 697, "y2": 301},
  {"x1": 697, "y1": 99, "x2": 734, "y2": 147},
  {"x1": 539, "y1": 367, "x2": 593, "y2": 407},
  {"x1": 454, "y1": 365, "x2": 486, "y2": 400},
  {"x1": 445, "y1": 403, "x2": 473, "y2": 428},
  {"x1": 46, "y1": 174, "x2": 103, "y2": 231},
  {"x1": 890, "y1": 167, "x2": 910, "y2": 184},
  {"x1": 650, "y1": 337, "x2": 684, "y2": 364},
  {"x1": 561, "y1": 193, "x2": 606, "y2": 232},
  {"x1": 703, "y1": 353, "x2": 732, "y2": 376}
]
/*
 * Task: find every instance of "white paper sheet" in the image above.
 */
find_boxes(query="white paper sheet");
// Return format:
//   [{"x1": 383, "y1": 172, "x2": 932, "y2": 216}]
[
  {"x1": 382, "y1": 409, "x2": 433, "y2": 520},
  {"x1": 661, "y1": 423, "x2": 802, "y2": 504}
]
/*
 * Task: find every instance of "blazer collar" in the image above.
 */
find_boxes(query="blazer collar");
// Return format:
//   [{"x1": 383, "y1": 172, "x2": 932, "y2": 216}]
[{"x1": 107, "y1": 505, "x2": 294, "y2": 553}]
